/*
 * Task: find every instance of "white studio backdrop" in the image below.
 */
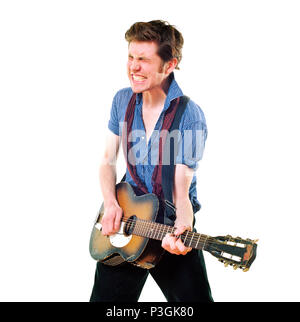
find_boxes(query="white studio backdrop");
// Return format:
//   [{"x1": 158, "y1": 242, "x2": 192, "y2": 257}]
[{"x1": 0, "y1": 0, "x2": 299, "y2": 302}]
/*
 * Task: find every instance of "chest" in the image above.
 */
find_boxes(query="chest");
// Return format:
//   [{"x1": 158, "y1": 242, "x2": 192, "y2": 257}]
[{"x1": 141, "y1": 105, "x2": 164, "y2": 142}]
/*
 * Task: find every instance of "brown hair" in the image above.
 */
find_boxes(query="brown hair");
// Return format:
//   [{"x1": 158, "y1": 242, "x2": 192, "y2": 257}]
[{"x1": 125, "y1": 20, "x2": 184, "y2": 70}]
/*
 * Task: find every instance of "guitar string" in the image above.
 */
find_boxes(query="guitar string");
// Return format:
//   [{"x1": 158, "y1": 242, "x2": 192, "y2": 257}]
[
  {"x1": 98, "y1": 211, "x2": 252, "y2": 251},
  {"x1": 98, "y1": 208, "x2": 252, "y2": 261},
  {"x1": 118, "y1": 215, "x2": 246, "y2": 247},
  {"x1": 133, "y1": 221, "x2": 241, "y2": 259},
  {"x1": 103, "y1": 216, "x2": 249, "y2": 265},
  {"x1": 108, "y1": 215, "x2": 251, "y2": 257},
  {"x1": 112, "y1": 216, "x2": 214, "y2": 250},
  {"x1": 118, "y1": 215, "x2": 240, "y2": 246}
]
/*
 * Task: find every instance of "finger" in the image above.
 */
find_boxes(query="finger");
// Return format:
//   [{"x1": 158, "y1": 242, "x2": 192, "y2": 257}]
[
  {"x1": 113, "y1": 209, "x2": 123, "y2": 231},
  {"x1": 101, "y1": 213, "x2": 114, "y2": 236},
  {"x1": 162, "y1": 233, "x2": 174, "y2": 246},
  {"x1": 102, "y1": 222, "x2": 113, "y2": 236},
  {"x1": 183, "y1": 247, "x2": 192, "y2": 255},
  {"x1": 175, "y1": 238, "x2": 186, "y2": 253},
  {"x1": 176, "y1": 238, "x2": 192, "y2": 254},
  {"x1": 107, "y1": 214, "x2": 115, "y2": 234},
  {"x1": 169, "y1": 236, "x2": 177, "y2": 251},
  {"x1": 174, "y1": 227, "x2": 184, "y2": 236},
  {"x1": 161, "y1": 233, "x2": 171, "y2": 248},
  {"x1": 100, "y1": 217, "x2": 107, "y2": 235},
  {"x1": 162, "y1": 234, "x2": 177, "y2": 253},
  {"x1": 174, "y1": 225, "x2": 190, "y2": 236}
]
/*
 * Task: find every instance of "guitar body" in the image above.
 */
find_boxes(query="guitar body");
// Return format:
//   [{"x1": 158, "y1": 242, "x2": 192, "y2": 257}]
[
  {"x1": 90, "y1": 182, "x2": 258, "y2": 272},
  {"x1": 89, "y1": 182, "x2": 165, "y2": 269}
]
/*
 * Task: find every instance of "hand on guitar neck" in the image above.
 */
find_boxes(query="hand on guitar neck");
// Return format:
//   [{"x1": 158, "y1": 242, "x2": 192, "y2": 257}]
[{"x1": 162, "y1": 224, "x2": 193, "y2": 255}]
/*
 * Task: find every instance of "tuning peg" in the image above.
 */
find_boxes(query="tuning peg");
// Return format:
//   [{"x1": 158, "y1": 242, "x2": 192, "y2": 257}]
[
  {"x1": 224, "y1": 262, "x2": 229, "y2": 267},
  {"x1": 233, "y1": 264, "x2": 238, "y2": 270},
  {"x1": 243, "y1": 267, "x2": 249, "y2": 272},
  {"x1": 253, "y1": 239, "x2": 259, "y2": 243}
]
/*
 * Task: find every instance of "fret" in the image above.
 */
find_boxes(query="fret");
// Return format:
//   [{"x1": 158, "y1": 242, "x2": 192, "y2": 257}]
[
  {"x1": 131, "y1": 218, "x2": 139, "y2": 235},
  {"x1": 148, "y1": 221, "x2": 155, "y2": 239},
  {"x1": 195, "y1": 233, "x2": 202, "y2": 249},
  {"x1": 139, "y1": 219, "x2": 145, "y2": 237},
  {"x1": 187, "y1": 232, "x2": 194, "y2": 248},
  {"x1": 153, "y1": 223, "x2": 160, "y2": 240},
  {"x1": 148, "y1": 221, "x2": 154, "y2": 239},
  {"x1": 149, "y1": 222, "x2": 155, "y2": 239},
  {"x1": 161, "y1": 223, "x2": 167, "y2": 240},
  {"x1": 171, "y1": 226, "x2": 176, "y2": 235},
  {"x1": 161, "y1": 224, "x2": 166, "y2": 240},
  {"x1": 182, "y1": 231, "x2": 188, "y2": 245},
  {"x1": 128, "y1": 218, "x2": 213, "y2": 252},
  {"x1": 156, "y1": 223, "x2": 163, "y2": 240},
  {"x1": 202, "y1": 235, "x2": 209, "y2": 250}
]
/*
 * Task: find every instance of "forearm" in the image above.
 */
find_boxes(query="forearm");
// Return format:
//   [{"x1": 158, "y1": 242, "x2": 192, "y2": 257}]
[
  {"x1": 172, "y1": 164, "x2": 195, "y2": 229},
  {"x1": 162, "y1": 196, "x2": 194, "y2": 255},
  {"x1": 99, "y1": 162, "x2": 123, "y2": 235},
  {"x1": 99, "y1": 131, "x2": 120, "y2": 207},
  {"x1": 174, "y1": 197, "x2": 194, "y2": 228},
  {"x1": 99, "y1": 162, "x2": 118, "y2": 207}
]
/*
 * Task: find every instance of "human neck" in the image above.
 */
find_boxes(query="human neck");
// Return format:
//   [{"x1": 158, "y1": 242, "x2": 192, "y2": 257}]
[
  {"x1": 142, "y1": 87, "x2": 166, "y2": 109},
  {"x1": 142, "y1": 77, "x2": 171, "y2": 109}
]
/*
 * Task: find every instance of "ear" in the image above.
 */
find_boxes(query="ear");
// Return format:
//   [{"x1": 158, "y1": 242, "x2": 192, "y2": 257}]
[{"x1": 164, "y1": 58, "x2": 178, "y2": 76}]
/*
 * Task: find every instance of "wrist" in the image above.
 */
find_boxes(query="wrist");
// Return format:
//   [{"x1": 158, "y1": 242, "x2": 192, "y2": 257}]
[
  {"x1": 103, "y1": 197, "x2": 119, "y2": 208},
  {"x1": 174, "y1": 221, "x2": 193, "y2": 230},
  {"x1": 174, "y1": 207, "x2": 193, "y2": 229}
]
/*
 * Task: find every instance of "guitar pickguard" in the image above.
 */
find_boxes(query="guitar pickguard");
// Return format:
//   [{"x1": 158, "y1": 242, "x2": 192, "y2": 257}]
[
  {"x1": 94, "y1": 222, "x2": 133, "y2": 248},
  {"x1": 109, "y1": 222, "x2": 133, "y2": 247}
]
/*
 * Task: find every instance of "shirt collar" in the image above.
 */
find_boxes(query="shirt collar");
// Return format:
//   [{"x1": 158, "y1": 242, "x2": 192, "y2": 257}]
[{"x1": 135, "y1": 72, "x2": 183, "y2": 111}]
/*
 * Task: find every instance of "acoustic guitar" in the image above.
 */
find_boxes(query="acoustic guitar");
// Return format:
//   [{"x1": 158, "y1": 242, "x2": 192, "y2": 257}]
[{"x1": 89, "y1": 182, "x2": 257, "y2": 271}]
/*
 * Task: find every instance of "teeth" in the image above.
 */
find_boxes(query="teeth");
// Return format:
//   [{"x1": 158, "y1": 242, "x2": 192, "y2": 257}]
[{"x1": 132, "y1": 75, "x2": 145, "y2": 81}]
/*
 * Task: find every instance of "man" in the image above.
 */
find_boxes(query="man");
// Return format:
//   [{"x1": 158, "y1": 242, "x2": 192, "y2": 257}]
[{"x1": 90, "y1": 20, "x2": 213, "y2": 302}]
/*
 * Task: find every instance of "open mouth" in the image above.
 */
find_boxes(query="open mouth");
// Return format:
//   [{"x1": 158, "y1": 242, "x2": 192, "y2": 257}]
[{"x1": 132, "y1": 74, "x2": 147, "y2": 82}]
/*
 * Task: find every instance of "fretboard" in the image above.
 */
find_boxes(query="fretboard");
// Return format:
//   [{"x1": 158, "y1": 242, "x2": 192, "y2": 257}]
[{"x1": 130, "y1": 218, "x2": 212, "y2": 251}]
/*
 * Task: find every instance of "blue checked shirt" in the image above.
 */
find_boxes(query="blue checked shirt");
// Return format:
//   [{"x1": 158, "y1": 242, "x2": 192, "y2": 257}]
[{"x1": 108, "y1": 73, "x2": 207, "y2": 213}]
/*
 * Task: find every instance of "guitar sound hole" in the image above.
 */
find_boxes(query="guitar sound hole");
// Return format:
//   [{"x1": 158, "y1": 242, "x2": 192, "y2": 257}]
[{"x1": 124, "y1": 215, "x2": 136, "y2": 236}]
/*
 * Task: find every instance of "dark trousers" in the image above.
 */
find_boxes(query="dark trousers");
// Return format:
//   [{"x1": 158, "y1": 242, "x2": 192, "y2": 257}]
[{"x1": 90, "y1": 248, "x2": 213, "y2": 302}]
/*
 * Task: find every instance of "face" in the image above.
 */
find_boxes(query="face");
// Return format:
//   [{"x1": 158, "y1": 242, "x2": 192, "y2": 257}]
[{"x1": 127, "y1": 41, "x2": 173, "y2": 94}]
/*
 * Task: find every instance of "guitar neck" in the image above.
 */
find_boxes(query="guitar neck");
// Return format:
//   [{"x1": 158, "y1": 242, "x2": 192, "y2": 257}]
[{"x1": 127, "y1": 218, "x2": 213, "y2": 251}]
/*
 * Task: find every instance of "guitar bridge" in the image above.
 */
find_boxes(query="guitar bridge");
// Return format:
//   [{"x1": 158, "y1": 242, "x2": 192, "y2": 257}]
[{"x1": 103, "y1": 254, "x2": 125, "y2": 266}]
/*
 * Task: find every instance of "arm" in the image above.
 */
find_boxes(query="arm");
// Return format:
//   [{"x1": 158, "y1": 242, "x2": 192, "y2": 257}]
[
  {"x1": 161, "y1": 164, "x2": 194, "y2": 255},
  {"x1": 99, "y1": 131, "x2": 123, "y2": 235}
]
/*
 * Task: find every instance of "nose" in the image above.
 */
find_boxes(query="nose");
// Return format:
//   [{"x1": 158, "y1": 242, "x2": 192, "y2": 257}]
[{"x1": 130, "y1": 59, "x2": 141, "y2": 72}]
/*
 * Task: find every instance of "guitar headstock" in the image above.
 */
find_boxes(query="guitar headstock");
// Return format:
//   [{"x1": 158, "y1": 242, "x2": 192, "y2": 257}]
[{"x1": 209, "y1": 235, "x2": 258, "y2": 272}]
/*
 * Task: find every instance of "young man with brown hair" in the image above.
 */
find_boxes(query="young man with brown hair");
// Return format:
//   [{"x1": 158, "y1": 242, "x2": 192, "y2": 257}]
[{"x1": 90, "y1": 20, "x2": 213, "y2": 302}]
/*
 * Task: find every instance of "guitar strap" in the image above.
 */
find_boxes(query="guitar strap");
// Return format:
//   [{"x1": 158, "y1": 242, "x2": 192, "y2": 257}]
[
  {"x1": 160, "y1": 95, "x2": 192, "y2": 225},
  {"x1": 121, "y1": 94, "x2": 191, "y2": 225},
  {"x1": 101, "y1": 95, "x2": 190, "y2": 267}
]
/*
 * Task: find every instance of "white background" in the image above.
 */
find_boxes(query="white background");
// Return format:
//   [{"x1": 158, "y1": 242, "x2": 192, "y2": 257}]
[{"x1": 0, "y1": 0, "x2": 299, "y2": 302}]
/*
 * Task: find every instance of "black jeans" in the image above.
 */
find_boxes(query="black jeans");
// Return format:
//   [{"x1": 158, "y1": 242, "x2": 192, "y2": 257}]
[{"x1": 90, "y1": 248, "x2": 213, "y2": 302}]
